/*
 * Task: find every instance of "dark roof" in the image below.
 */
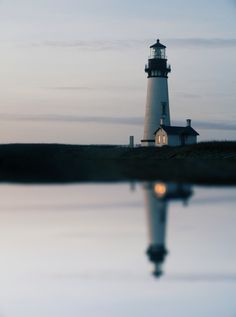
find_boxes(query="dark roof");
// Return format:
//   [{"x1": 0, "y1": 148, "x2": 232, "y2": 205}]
[
  {"x1": 154, "y1": 125, "x2": 199, "y2": 136},
  {"x1": 150, "y1": 39, "x2": 166, "y2": 49}
]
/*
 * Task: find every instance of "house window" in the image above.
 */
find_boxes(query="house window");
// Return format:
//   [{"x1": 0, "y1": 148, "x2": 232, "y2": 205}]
[{"x1": 163, "y1": 135, "x2": 166, "y2": 144}]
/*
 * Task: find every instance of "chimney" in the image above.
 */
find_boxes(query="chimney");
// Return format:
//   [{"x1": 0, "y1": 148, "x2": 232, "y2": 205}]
[
  {"x1": 129, "y1": 136, "x2": 134, "y2": 148},
  {"x1": 186, "y1": 119, "x2": 191, "y2": 127},
  {"x1": 160, "y1": 117, "x2": 164, "y2": 126}
]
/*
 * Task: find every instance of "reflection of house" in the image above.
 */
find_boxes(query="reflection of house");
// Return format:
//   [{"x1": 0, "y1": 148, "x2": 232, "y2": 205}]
[{"x1": 154, "y1": 119, "x2": 199, "y2": 147}]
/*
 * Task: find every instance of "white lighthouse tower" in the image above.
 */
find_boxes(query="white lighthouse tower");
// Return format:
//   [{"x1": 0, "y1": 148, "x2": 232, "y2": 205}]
[{"x1": 141, "y1": 39, "x2": 171, "y2": 146}]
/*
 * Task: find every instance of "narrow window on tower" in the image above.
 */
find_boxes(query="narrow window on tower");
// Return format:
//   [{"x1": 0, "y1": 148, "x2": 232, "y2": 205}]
[
  {"x1": 157, "y1": 135, "x2": 161, "y2": 144},
  {"x1": 163, "y1": 135, "x2": 166, "y2": 144},
  {"x1": 161, "y1": 102, "x2": 167, "y2": 116}
]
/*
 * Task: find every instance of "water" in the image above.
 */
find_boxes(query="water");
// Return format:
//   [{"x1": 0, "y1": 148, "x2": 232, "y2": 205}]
[{"x1": 0, "y1": 183, "x2": 235, "y2": 317}]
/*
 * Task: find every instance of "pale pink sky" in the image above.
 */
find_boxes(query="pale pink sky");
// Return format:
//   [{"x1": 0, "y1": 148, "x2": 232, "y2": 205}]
[{"x1": 0, "y1": 0, "x2": 235, "y2": 144}]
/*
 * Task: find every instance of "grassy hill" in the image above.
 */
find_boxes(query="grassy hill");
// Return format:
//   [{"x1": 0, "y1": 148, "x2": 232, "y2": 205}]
[{"x1": 0, "y1": 141, "x2": 235, "y2": 184}]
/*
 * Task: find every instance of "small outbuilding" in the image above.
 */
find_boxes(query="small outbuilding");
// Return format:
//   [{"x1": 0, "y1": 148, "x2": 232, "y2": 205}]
[{"x1": 154, "y1": 119, "x2": 199, "y2": 147}]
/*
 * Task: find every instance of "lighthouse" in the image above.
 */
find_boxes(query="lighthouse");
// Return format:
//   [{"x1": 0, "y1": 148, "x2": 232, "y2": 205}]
[{"x1": 141, "y1": 39, "x2": 171, "y2": 146}]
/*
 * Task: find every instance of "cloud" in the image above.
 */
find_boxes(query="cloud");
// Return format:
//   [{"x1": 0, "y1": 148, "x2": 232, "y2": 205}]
[
  {"x1": 32, "y1": 39, "x2": 147, "y2": 51},
  {"x1": 44, "y1": 85, "x2": 142, "y2": 91},
  {"x1": 52, "y1": 272, "x2": 236, "y2": 283},
  {"x1": 193, "y1": 194, "x2": 236, "y2": 205},
  {"x1": 1, "y1": 201, "x2": 142, "y2": 212},
  {"x1": 30, "y1": 38, "x2": 236, "y2": 51},
  {"x1": 174, "y1": 120, "x2": 236, "y2": 131},
  {"x1": 166, "y1": 38, "x2": 236, "y2": 48},
  {"x1": 45, "y1": 86, "x2": 92, "y2": 91},
  {"x1": 176, "y1": 92, "x2": 202, "y2": 99},
  {"x1": 0, "y1": 113, "x2": 143, "y2": 125},
  {"x1": 1, "y1": 113, "x2": 236, "y2": 131},
  {"x1": 166, "y1": 273, "x2": 236, "y2": 283}
]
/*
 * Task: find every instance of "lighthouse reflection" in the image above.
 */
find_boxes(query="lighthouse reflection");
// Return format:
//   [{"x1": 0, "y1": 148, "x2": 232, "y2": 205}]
[{"x1": 143, "y1": 182, "x2": 193, "y2": 278}]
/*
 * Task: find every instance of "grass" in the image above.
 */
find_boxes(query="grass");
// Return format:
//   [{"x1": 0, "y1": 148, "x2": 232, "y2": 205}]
[{"x1": 0, "y1": 141, "x2": 235, "y2": 184}]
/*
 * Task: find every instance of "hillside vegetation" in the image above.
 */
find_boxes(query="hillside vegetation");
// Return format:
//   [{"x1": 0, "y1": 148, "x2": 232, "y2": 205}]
[{"x1": 0, "y1": 141, "x2": 235, "y2": 184}]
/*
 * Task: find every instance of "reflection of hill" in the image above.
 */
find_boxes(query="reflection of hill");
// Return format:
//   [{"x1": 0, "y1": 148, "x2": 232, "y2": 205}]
[{"x1": 0, "y1": 142, "x2": 235, "y2": 184}]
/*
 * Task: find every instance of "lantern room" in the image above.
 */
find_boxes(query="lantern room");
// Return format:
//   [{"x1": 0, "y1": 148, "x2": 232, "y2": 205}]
[{"x1": 150, "y1": 39, "x2": 166, "y2": 59}]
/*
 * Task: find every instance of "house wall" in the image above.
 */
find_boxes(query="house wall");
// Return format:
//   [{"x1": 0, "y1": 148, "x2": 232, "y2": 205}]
[
  {"x1": 155, "y1": 133, "x2": 197, "y2": 147},
  {"x1": 168, "y1": 135, "x2": 181, "y2": 146},
  {"x1": 184, "y1": 135, "x2": 197, "y2": 145},
  {"x1": 168, "y1": 135, "x2": 197, "y2": 146}
]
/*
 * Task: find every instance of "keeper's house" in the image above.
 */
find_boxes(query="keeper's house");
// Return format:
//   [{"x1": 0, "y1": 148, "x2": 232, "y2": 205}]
[{"x1": 154, "y1": 119, "x2": 199, "y2": 147}]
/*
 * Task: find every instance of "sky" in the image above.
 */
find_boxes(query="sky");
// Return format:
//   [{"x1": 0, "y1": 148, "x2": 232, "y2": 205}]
[{"x1": 0, "y1": 0, "x2": 235, "y2": 144}]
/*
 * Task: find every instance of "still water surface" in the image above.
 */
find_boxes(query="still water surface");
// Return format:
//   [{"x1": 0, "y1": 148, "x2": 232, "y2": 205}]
[{"x1": 0, "y1": 183, "x2": 235, "y2": 317}]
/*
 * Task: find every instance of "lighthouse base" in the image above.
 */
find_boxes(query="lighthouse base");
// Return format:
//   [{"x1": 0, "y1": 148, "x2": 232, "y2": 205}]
[{"x1": 141, "y1": 139, "x2": 155, "y2": 147}]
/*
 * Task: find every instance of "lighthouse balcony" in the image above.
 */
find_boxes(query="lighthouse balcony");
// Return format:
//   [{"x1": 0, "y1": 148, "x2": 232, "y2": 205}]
[
  {"x1": 145, "y1": 63, "x2": 171, "y2": 76},
  {"x1": 145, "y1": 59, "x2": 171, "y2": 72}
]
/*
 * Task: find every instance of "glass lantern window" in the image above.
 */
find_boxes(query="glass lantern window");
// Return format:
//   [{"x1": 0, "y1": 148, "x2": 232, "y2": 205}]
[{"x1": 150, "y1": 48, "x2": 166, "y2": 59}]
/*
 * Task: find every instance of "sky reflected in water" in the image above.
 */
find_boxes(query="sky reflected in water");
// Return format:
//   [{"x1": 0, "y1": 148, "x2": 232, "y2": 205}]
[{"x1": 0, "y1": 183, "x2": 235, "y2": 317}]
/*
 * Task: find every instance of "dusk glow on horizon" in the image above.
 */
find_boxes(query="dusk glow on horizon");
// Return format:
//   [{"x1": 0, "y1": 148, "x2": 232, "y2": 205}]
[{"x1": 0, "y1": 0, "x2": 235, "y2": 144}]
